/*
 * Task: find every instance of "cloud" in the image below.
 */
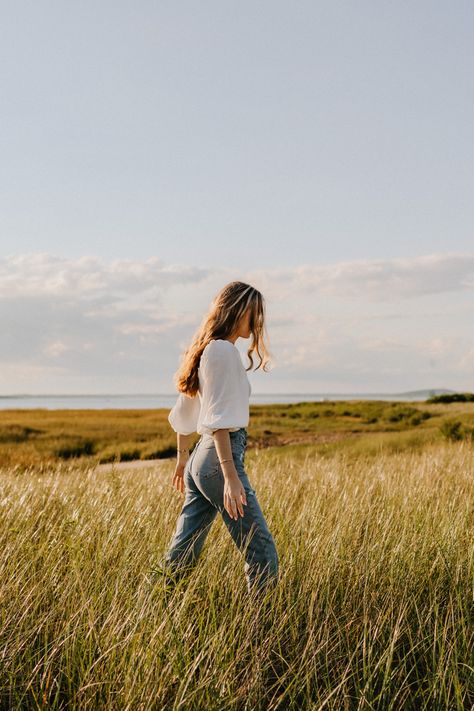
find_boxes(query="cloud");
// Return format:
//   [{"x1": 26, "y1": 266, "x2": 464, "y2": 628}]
[
  {"x1": 247, "y1": 252, "x2": 474, "y2": 302},
  {"x1": 2, "y1": 252, "x2": 474, "y2": 304},
  {"x1": 0, "y1": 253, "x2": 211, "y2": 299},
  {"x1": 0, "y1": 251, "x2": 472, "y2": 393},
  {"x1": 42, "y1": 340, "x2": 70, "y2": 358}
]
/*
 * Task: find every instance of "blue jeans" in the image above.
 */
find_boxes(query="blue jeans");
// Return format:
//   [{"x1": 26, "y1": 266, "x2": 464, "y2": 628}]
[{"x1": 161, "y1": 427, "x2": 279, "y2": 594}]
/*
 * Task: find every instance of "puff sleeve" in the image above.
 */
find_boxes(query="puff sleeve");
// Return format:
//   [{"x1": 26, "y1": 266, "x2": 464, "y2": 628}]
[
  {"x1": 199, "y1": 340, "x2": 247, "y2": 433},
  {"x1": 168, "y1": 392, "x2": 201, "y2": 435}
]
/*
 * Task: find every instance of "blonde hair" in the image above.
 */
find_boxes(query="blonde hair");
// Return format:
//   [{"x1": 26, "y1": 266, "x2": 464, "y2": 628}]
[{"x1": 173, "y1": 281, "x2": 271, "y2": 396}]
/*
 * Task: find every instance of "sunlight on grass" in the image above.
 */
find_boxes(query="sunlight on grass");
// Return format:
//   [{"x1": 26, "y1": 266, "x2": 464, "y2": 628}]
[{"x1": 0, "y1": 439, "x2": 472, "y2": 708}]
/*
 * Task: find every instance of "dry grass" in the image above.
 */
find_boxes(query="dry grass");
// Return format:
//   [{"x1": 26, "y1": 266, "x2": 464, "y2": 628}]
[
  {"x1": 1, "y1": 399, "x2": 473, "y2": 469},
  {"x1": 0, "y1": 438, "x2": 472, "y2": 709}
]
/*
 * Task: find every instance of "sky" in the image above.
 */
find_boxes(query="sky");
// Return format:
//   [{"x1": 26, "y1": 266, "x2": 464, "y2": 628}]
[{"x1": 0, "y1": 1, "x2": 473, "y2": 395}]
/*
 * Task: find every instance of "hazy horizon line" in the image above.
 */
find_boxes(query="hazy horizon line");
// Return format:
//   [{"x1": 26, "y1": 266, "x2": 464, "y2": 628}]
[{"x1": 0, "y1": 388, "x2": 457, "y2": 399}]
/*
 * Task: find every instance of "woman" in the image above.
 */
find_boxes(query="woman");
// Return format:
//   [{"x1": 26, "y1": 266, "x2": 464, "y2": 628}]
[{"x1": 158, "y1": 281, "x2": 279, "y2": 595}]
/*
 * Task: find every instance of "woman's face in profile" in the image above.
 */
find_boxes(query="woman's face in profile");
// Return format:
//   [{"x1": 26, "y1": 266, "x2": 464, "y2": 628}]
[{"x1": 236, "y1": 307, "x2": 252, "y2": 339}]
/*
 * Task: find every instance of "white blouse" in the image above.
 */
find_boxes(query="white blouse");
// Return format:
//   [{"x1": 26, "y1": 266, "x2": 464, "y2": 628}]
[{"x1": 168, "y1": 339, "x2": 252, "y2": 435}]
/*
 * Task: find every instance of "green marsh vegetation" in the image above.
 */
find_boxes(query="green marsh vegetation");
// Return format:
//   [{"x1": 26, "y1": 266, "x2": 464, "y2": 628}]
[
  {"x1": 1, "y1": 397, "x2": 474, "y2": 469},
  {"x1": 0, "y1": 399, "x2": 472, "y2": 708}
]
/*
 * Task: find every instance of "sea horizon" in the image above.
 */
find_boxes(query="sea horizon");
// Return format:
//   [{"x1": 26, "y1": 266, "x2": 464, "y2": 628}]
[{"x1": 0, "y1": 389, "x2": 453, "y2": 410}]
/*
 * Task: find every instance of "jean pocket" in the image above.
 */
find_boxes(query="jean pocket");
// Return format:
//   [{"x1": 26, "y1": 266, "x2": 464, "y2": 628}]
[
  {"x1": 192, "y1": 442, "x2": 221, "y2": 479},
  {"x1": 200, "y1": 467, "x2": 222, "y2": 480}
]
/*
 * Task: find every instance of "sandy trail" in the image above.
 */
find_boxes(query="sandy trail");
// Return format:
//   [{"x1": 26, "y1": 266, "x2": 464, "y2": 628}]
[{"x1": 92, "y1": 433, "x2": 354, "y2": 474}]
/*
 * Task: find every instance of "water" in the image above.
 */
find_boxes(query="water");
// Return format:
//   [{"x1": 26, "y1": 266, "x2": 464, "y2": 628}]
[{"x1": 0, "y1": 390, "x2": 442, "y2": 410}]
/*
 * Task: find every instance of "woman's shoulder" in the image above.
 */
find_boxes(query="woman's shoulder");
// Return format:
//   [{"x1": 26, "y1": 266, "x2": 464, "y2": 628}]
[
  {"x1": 202, "y1": 339, "x2": 237, "y2": 356},
  {"x1": 200, "y1": 339, "x2": 238, "y2": 367}
]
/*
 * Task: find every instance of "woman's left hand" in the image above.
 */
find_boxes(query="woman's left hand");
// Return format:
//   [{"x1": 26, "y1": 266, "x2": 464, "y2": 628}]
[{"x1": 172, "y1": 461, "x2": 187, "y2": 494}]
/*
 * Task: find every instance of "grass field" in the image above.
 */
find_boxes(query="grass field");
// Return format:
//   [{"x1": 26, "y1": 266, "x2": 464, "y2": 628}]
[
  {"x1": 1, "y1": 399, "x2": 474, "y2": 469},
  {"x1": 0, "y1": 402, "x2": 473, "y2": 708}
]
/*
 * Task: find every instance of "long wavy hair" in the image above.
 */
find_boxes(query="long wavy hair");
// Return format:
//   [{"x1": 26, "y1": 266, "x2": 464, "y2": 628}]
[{"x1": 173, "y1": 281, "x2": 271, "y2": 397}]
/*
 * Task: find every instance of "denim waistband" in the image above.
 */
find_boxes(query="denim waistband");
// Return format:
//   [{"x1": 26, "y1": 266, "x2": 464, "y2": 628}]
[
  {"x1": 201, "y1": 427, "x2": 247, "y2": 443},
  {"x1": 231, "y1": 427, "x2": 247, "y2": 443},
  {"x1": 230, "y1": 427, "x2": 247, "y2": 436}
]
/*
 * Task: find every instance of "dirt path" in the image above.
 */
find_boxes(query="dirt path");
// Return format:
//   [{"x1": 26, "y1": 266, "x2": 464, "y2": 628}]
[{"x1": 93, "y1": 433, "x2": 361, "y2": 473}]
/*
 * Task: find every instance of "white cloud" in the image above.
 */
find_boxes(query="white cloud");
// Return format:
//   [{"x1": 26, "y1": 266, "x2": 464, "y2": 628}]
[
  {"x1": 0, "y1": 253, "x2": 211, "y2": 299},
  {"x1": 362, "y1": 337, "x2": 408, "y2": 352},
  {"x1": 0, "y1": 251, "x2": 472, "y2": 393},
  {"x1": 247, "y1": 252, "x2": 474, "y2": 302},
  {"x1": 42, "y1": 340, "x2": 70, "y2": 358}
]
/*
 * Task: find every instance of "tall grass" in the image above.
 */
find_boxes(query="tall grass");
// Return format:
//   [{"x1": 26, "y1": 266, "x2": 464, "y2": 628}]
[
  {"x1": 0, "y1": 440, "x2": 472, "y2": 709},
  {"x1": 2, "y1": 399, "x2": 473, "y2": 468}
]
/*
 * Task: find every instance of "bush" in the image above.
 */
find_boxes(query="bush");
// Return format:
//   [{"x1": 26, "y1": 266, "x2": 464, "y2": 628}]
[
  {"x1": 386, "y1": 407, "x2": 419, "y2": 423},
  {"x1": 119, "y1": 447, "x2": 142, "y2": 462},
  {"x1": 439, "y1": 419, "x2": 472, "y2": 441},
  {"x1": 428, "y1": 392, "x2": 474, "y2": 403},
  {"x1": 0, "y1": 425, "x2": 43, "y2": 443},
  {"x1": 139, "y1": 441, "x2": 181, "y2": 460},
  {"x1": 97, "y1": 443, "x2": 143, "y2": 463},
  {"x1": 98, "y1": 450, "x2": 119, "y2": 464},
  {"x1": 55, "y1": 439, "x2": 96, "y2": 459}
]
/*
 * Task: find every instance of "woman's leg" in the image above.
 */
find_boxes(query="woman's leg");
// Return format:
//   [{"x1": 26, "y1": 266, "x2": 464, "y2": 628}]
[
  {"x1": 158, "y1": 443, "x2": 218, "y2": 583},
  {"x1": 191, "y1": 430, "x2": 279, "y2": 594},
  {"x1": 220, "y1": 478, "x2": 279, "y2": 594}
]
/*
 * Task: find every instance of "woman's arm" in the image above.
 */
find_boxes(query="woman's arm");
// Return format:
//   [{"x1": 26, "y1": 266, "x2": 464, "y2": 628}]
[
  {"x1": 213, "y1": 428, "x2": 247, "y2": 520},
  {"x1": 176, "y1": 432, "x2": 192, "y2": 465},
  {"x1": 168, "y1": 392, "x2": 200, "y2": 435},
  {"x1": 213, "y1": 428, "x2": 237, "y2": 479},
  {"x1": 171, "y1": 432, "x2": 192, "y2": 495},
  {"x1": 199, "y1": 341, "x2": 248, "y2": 519}
]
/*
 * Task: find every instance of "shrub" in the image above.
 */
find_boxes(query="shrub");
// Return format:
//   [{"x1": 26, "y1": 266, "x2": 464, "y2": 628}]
[
  {"x1": 97, "y1": 443, "x2": 143, "y2": 463},
  {"x1": 55, "y1": 439, "x2": 96, "y2": 459},
  {"x1": 119, "y1": 447, "x2": 142, "y2": 462},
  {"x1": 98, "y1": 450, "x2": 119, "y2": 464},
  {"x1": 0, "y1": 425, "x2": 44, "y2": 443},
  {"x1": 385, "y1": 406, "x2": 419, "y2": 423},
  {"x1": 440, "y1": 419, "x2": 464, "y2": 441},
  {"x1": 428, "y1": 392, "x2": 474, "y2": 403},
  {"x1": 140, "y1": 445, "x2": 177, "y2": 460}
]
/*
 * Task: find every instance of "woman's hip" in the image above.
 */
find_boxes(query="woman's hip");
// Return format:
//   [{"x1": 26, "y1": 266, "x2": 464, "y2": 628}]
[{"x1": 189, "y1": 428, "x2": 250, "y2": 494}]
